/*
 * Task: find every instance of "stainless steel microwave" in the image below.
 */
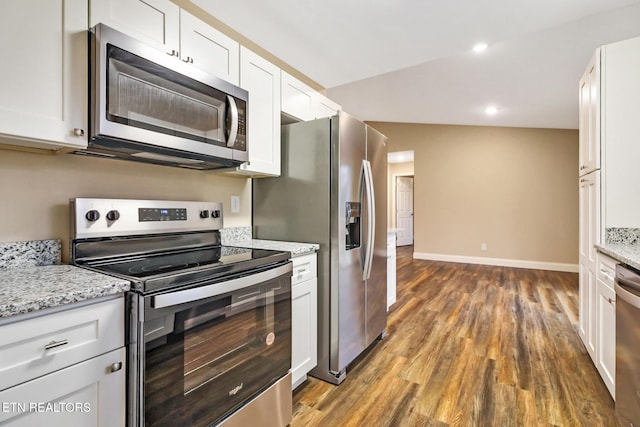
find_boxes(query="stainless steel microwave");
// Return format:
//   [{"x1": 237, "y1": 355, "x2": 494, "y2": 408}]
[{"x1": 80, "y1": 24, "x2": 248, "y2": 170}]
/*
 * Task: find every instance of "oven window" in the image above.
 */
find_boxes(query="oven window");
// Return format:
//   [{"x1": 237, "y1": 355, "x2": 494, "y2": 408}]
[
  {"x1": 106, "y1": 44, "x2": 227, "y2": 146},
  {"x1": 143, "y1": 275, "x2": 291, "y2": 426}
]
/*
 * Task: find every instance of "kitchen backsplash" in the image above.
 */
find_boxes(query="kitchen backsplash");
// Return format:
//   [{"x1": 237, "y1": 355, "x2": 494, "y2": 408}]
[
  {"x1": 605, "y1": 228, "x2": 640, "y2": 245},
  {"x1": 221, "y1": 226, "x2": 252, "y2": 244},
  {"x1": 0, "y1": 239, "x2": 61, "y2": 270}
]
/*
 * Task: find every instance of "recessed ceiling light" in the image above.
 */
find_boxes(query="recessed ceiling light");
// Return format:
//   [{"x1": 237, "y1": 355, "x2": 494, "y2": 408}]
[
  {"x1": 485, "y1": 105, "x2": 498, "y2": 115},
  {"x1": 473, "y1": 42, "x2": 488, "y2": 53}
]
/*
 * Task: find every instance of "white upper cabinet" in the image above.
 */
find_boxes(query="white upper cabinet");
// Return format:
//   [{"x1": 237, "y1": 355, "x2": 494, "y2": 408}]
[
  {"x1": 89, "y1": 0, "x2": 180, "y2": 55},
  {"x1": 314, "y1": 93, "x2": 342, "y2": 119},
  {"x1": 234, "y1": 47, "x2": 281, "y2": 176},
  {"x1": 179, "y1": 11, "x2": 240, "y2": 85},
  {"x1": 578, "y1": 49, "x2": 600, "y2": 176},
  {"x1": 282, "y1": 71, "x2": 341, "y2": 122},
  {"x1": 281, "y1": 71, "x2": 316, "y2": 121},
  {"x1": 90, "y1": 0, "x2": 239, "y2": 85},
  {"x1": 0, "y1": 0, "x2": 88, "y2": 151},
  {"x1": 601, "y1": 35, "x2": 640, "y2": 228}
]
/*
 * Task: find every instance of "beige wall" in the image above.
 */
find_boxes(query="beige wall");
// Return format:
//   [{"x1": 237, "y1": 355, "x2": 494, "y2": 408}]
[
  {"x1": 370, "y1": 122, "x2": 579, "y2": 265},
  {"x1": 0, "y1": 146, "x2": 251, "y2": 262},
  {"x1": 387, "y1": 161, "x2": 414, "y2": 229}
]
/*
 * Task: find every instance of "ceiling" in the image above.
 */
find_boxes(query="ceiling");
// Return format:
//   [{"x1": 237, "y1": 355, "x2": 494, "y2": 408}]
[{"x1": 194, "y1": 0, "x2": 640, "y2": 129}]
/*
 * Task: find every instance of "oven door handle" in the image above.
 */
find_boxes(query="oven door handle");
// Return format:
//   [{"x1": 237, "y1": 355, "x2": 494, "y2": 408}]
[{"x1": 151, "y1": 263, "x2": 292, "y2": 308}]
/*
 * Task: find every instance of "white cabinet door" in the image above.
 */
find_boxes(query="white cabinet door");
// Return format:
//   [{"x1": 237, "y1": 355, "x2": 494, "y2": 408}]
[
  {"x1": 281, "y1": 71, "x2": 315, "y2": 121},
  {"x1": 0, "y1": 347, "x2": 126, "y2": 427},
  {"x1": 596, "y1": 278, "x2": 616, "y2": 399},
  {"x1": 235, "y1": 47, "x2": 281, "y2": 176},
  {"x1": 578, "y1": 49, "x2": 600, "y2": 176},
  {"x1": 578, "y1": 171, "x2": 600, "y2": 360},
  {"x1": 89, "y1": 0, "x2": 180, "y2": 55},
  {"x1": 0, "y1": 0, "x2": 88, "y2": 151},
  {"x1": 180, "y1": 10, "x2": 239, "y2": 85},
  {"x1": 291, "y1": 278, "x2": 318, "y2": 390},
  {"x1": 314, "y1": 93, "x2": 341, "y2": 119}
]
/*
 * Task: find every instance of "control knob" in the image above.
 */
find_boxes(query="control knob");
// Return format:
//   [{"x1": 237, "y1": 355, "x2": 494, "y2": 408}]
[
  {"x1": 106, "y1": 210, "x2": 120, "y2": 221},
  {"x1": 85, "y1": 210, "x2": 100, "y2": 222},
  {"x1": 199, "y1": 210, "x2": 210, "y2": 219},
  {"x1": 211, "y1": 210, "x2": 221, "y2": 219}
]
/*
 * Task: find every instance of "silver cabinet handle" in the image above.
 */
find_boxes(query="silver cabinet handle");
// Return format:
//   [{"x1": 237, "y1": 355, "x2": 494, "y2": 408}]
[
  {"x1": 110, "y1": 362, "x2": 123, "y2": 373},
  {"x1": 607, "y1": 297, "x2": 615, "y2": 305},
  {"x1": 44, "y1": 339, "x2": 68, "y2": 350},
  {"x1": 580, "y1": 165, "x2": 588, "y2": 170},
  {"x1": 181, "y1": 56, "x2": 194, "y2": 64},
  {"x1": 73, "y1": 128, "x2": 84, "y2": 137},
  {"x1": 167, "y1": 49, "x2": 178, "y2": 57}
]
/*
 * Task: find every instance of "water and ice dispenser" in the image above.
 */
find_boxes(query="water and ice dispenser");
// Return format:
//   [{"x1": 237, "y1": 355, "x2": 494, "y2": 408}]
[{"x1": 345, "y1": 202, "x2": 361, "y2": 250}]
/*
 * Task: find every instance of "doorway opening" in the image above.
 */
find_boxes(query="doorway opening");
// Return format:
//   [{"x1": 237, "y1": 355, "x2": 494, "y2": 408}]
[{"x1": 387, "y1": 151, "x2": 414, "y2": 247}]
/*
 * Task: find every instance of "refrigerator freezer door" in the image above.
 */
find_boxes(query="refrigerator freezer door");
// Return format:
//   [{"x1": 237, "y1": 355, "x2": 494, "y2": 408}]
[
  {"x1": 365, "y1": 125, "x2": 388, "y2": 345},
  {"x1": 331, "y1": 113, "x2": 367, "y2": 374}
]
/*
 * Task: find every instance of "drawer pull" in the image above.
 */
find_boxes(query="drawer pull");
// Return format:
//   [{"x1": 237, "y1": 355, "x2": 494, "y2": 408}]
[
  {"x1": 44, "y1": 339, "x2": 69, "y2": 350},
  {"x1": 297, "y1": 268, "x2": 307, "y2": 274},
  {"x1": 110, "y1": 362, "x2": 123, "y2": 373},
  {"x1": 608, "y1": 297, "x2": 615, "y2": 305}
]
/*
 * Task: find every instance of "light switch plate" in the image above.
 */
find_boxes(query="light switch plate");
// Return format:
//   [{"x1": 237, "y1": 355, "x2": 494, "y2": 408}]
[{"x1": 231, "y1": 195, "x2": 240, "y2": 213}]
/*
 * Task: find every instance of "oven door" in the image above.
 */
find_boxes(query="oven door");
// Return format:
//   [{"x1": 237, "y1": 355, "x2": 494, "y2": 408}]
[{"x1": 130, "y1": 262, "x2": 291, "y2": 427}]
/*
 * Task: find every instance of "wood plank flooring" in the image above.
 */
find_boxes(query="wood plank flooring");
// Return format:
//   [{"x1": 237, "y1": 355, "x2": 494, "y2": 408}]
[{"x1": 290, "y1": 246, "x2": 616, "y2": 426}]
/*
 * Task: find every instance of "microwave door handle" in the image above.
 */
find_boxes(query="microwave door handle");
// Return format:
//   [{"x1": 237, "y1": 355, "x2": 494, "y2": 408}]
[{"x1": 226, "y1": 95, "x2": 239, "y2": 148}]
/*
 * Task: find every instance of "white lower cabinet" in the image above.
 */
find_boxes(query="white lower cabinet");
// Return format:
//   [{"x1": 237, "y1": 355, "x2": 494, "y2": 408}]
[
  {"x1": 0, "y1": 347, "x2": 126, "y2": 426},
  {"x1": 595, "y1": 252, "x2": 616, "y2": 399},
  {"x1": 0, "y1": 297, "x2": 126, "y2": 426},
  {"x1": 291, "y1": 253, "x2": 318, "y2": 390}
]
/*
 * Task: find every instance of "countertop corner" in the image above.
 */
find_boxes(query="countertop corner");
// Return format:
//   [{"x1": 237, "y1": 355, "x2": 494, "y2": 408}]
[
  {"x1": 0, "y1": 265, "x2": 130, "y2": 319},
  {"x1": 595, "y1": 242, "x2": 640, "y2": 271}
]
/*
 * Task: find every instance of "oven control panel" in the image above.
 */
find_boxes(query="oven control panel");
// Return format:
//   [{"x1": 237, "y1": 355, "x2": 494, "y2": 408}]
[{"x1": 71, "y1": 198, "x2": 224, "y2": 238}]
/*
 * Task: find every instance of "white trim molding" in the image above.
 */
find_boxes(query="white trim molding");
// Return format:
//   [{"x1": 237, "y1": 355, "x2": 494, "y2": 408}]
[{"x1": 413, "y1": 252, "x2": 579, "y2": 273}]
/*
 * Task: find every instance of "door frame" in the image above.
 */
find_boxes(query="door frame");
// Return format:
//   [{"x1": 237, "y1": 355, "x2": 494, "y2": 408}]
[{"x1": 391, "y1": 173, "x2": 414, "y2": 246}]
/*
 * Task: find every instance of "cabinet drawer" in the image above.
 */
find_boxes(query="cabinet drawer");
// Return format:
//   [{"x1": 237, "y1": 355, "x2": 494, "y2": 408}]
[
  {"x1": 0, "y1": 297, "x2": 124, "y2": 391},
  {"x1": 597, "y1": 253, "x2": 617, "y2": 289},
  {"x1": 291, "y1": 253, "x2": 317, "y2": 286}
]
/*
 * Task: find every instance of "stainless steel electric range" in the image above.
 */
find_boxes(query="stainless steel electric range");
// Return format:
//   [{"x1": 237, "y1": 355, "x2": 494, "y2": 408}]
[{"x1": 70, "y1": 198, "x2": 293, "y2": 427}]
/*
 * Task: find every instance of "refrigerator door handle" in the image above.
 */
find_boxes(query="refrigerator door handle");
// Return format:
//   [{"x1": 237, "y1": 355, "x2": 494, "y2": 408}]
[
  {"x1": 363, "y1": 160, "x2": 375, "y2": 281},
  {"x1": 358, "y1": 160, "x2": 367, "y2": 278}
]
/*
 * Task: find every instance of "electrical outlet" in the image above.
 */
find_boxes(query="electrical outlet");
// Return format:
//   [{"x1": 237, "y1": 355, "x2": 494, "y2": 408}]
[
  {"x1": 481, "y1": 243, "x2": 487, "y2": 251},
  {"x1": 231, "y1": 195, "x2": 240, "y2": 213}
]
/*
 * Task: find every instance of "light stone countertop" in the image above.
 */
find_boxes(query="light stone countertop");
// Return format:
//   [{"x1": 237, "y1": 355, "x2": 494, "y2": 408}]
[
  {"x1": 595, "y1": 243, "x2": 640, "y2": 271},
  {"x1": 0, "y1": 265, "x2": 130, "y2": 319},
  {"x1": 230, "y1": 239, "x2": 319, "y2": 257}
]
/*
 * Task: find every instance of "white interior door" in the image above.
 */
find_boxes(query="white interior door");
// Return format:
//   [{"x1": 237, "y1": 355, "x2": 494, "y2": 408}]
[{"x1": 396, "y1": 176, "x2": 414, "y2": 246}]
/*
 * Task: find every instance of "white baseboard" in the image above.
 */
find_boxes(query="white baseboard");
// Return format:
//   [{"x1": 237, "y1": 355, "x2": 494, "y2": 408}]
[{"x1": 412, "y1": 252, "x2": 579, "y2": 273}]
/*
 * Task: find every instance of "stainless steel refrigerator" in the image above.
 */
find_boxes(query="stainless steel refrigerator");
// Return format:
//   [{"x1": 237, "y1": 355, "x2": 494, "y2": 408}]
[{"x1": 253, "y1": 111, "x2": 387, "y2": 384}]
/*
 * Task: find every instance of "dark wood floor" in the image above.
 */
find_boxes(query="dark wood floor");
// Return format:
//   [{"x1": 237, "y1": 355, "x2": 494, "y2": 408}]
[{"x1": 290, "y1": 245, "x2": 616, "y2": 426}]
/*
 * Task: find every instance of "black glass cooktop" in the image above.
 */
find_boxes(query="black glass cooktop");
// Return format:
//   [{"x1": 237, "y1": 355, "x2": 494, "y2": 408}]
[{"x1": 85, "y1": 245, "x2": 290, "y2": 293}]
